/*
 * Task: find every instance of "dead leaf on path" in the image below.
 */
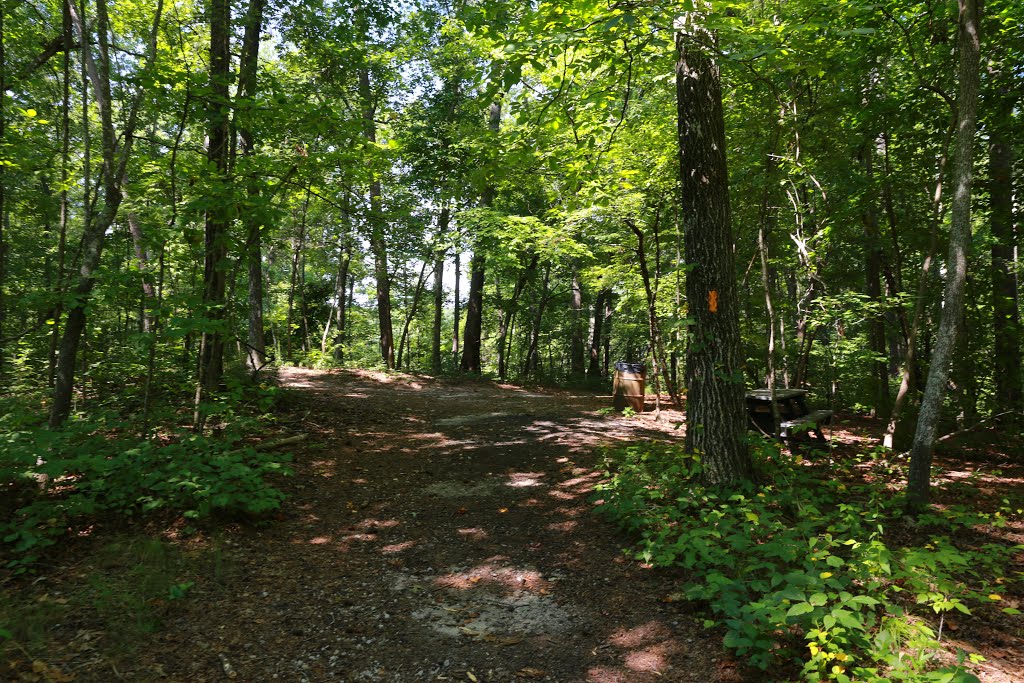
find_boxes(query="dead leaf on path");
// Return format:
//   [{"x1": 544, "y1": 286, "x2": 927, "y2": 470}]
[
  {"x1": 30, "y1": 660, "x2": 75, "y2": 682},
  {"x1": 467, "y1": 672, "x2": 478, "y2": 682},
  {"x1": 481, "y1": 634, "x2": 523, "y2": 646},
  {"x1": 515, "y1": 667, "x2": 546, "y2": 678},
  {"x1": 456, "y1": 507, "x2": 468, "y2": 515}
]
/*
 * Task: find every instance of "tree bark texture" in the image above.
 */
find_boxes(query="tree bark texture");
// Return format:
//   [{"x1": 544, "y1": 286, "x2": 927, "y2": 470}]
[
  {"x1": 193, "y1": 0, "x2": 231, "y2": 429},
  {"x1": 460, "y1": 252, "x2": 485, "y2": 372},
  {"x1": 677, "y1": 21, "x2": 751, "y2": 484},
  {"x1": 589, "y1": 289, "x2": 610, "y2": 378},
  {"x1": 238, "y1": 0, "x2": 267, "y2": 373},
  {"x1": 359, "y1": 68, "x2": 395, "y2": 368},
  {"x1": 431, "y1": 205, "x2": 449, "y2": 374},
  {"x1": 460, "y1": 101, "x2": 500, "y2": 373},
  {"x1": 989, "y1": 94, "x2": 1021, "y2": 409},
  {"x1": 906, "y1": 0, "x2": 980, "y2": 510},
  {"x1": 569, "y1": 270, "x2": 585, "y2": 380}
]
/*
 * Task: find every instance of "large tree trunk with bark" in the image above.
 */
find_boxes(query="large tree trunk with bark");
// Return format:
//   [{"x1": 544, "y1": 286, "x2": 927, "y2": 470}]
[
  {"x1": 569, "y1": 270, "x2": 585, "y2": 381},
  {"x1": 193, "y1": 0, "x2": 231, "y2": 429},
  {"x1": 460, "y1": 253, "x2": 485, "y2": 372},
  {"x1": 905, "y1": 0, "x2": 980, "y2": 510},
  {"x1": 359, "y1": 68, "x2": 395, "y2": 368},
  {"x1": 589, "y1": 289, "x2": 610, "y2": 379},
  {"x1": 238, "y1": 0, "x2": 267, "y2": 374},
  {"x1": 431, "y1": 205, "x2": 449, "y2": 375},
  {"x1": 677, "y1": 17, "x2": 751, "y2": 485},
  {"x1": 460, "y1": 101, "x2": 500, "y2": 373}
]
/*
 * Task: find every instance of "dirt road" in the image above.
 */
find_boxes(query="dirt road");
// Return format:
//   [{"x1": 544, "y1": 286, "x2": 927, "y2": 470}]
[{"x1": 149, "y1": 368, "x2": 730, "y2": 682}]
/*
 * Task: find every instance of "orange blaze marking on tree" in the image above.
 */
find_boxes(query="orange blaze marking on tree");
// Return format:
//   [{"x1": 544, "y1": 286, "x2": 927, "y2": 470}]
[{"x1": 708, "y1": 290, "x2": 719, "y2": 313}]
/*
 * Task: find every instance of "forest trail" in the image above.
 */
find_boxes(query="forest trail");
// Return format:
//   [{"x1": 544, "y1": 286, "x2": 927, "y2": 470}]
[{"x1": 149, "y1": 368, "x2": 729, "y2": 683}]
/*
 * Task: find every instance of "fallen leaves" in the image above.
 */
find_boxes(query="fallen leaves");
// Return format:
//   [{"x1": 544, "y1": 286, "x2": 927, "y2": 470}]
[{"x1": 515, "y1": 667, "x2": 546, "y2": 678}]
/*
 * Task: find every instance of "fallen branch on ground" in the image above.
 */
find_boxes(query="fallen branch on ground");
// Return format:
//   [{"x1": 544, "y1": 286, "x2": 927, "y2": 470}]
[{"x1": 937, "y1": 411, "x2": 1021, "y2": 443}]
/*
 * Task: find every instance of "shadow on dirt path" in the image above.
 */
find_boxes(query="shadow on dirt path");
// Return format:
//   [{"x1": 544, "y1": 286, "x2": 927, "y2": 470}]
[{"x1": 151, "y1": 368, "x2": 732, "y2": 682}]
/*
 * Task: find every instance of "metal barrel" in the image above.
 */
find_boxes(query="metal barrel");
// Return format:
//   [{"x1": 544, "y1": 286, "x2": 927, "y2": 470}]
[{"x1": 613, "y1": 362, "x2": 646, "y2": 413}]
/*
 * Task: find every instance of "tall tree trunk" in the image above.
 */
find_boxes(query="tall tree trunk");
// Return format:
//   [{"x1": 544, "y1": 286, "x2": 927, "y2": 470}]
[
  {"x1": 906, "y1": 0, "x2": 981, "y2": 510},
  {"x1": 460, "y1": 253, "x2": 485, "y2": 372},
  {"x1": 603, "y1": 293, "x2": 613, "y2": 377},
  {"x1": 125, "y1": 201, "x2": 156, "y2": 332},
  {"x1": 451, "y1": 248, "x2": 460, "y2": 365},
  {"x1": 49, "y1": 2, "x2": 73, "y2": 387},
  {"x1": 193, "y1": 0, "x2": 231, "y2": 429},
  {"x1": 333, "y1": 239, "x2": 351, "y2": 362},
  {"x1": 758, "y1": 143, "x2": 780, "y2": 436},
  {"x1": 285, "y1": 193, "x2": 310, "y2": 363},
  {"x1": 677, "y1": 15, "x2": 751, "y2": 484},
  {"x1": 989, "y1": 91, "x2": 1021, "y2": 410},
  {"x1": 460, "y1": 101, "x2": 501, "y2": 373},
  {"x1": 569, "y1": 269, "x2": 585, "y2": 381},
  {"x1": 525, "y1": 265, "x2": 552, "y2": 377},
  {"x1": 883, "y1": 110, "x2": 957, "y2": 448},
  {"x1": 52, "y1": 0, "x2": 160, "y2": 427},
  {"x1": 589, "y1": 289, "x2": 610, "y2": 379},
  {"x1": 628, "y1": 217, "x2": 679, "y2": 409},
  {"x1": 238, "y1": 0, "x2": 267, "y2": 373},
  {"x1": 359, "y1": 68, "x2": 394, "y2": 368},
  {"x1": 431, "y1": 206, "x2": 448, "y2": 374},
  {"x1": 0, "y1": 4, "x2": 6, "y2": 379},
  {"x1": 861, "y1": 139, "x2": 892, "y2": 420},
  {"x1": 497, "y1": 254, "x2": 537, "y2": 380},
  {"x1": 397, "y1": 259, "x2": 431, "y2": 368}
]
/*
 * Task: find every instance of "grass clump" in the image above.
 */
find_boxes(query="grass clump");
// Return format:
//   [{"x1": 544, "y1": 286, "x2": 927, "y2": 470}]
[{"x1": 592, "y1": 439, "x2": 1021, "y2": 682}]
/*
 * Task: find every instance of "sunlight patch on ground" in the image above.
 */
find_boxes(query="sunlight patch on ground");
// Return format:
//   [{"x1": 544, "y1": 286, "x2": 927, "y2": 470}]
[
  {"x1": 506, "y1": 471, "x2": 546, "y2": 488},
  {"x1": 609, "y1": 621, "x2": 673, "y2": 648},
  {"x1": 381, "y1": 540, "x2": 416, "y2": 554},
  {"x1": 457, "y1": 527, "x2": 489, "y2": 541},
  {"x1": 435, "y1": 412, "x2": 512, "y2": 426},
  {"x1": 354, "y1": 518, "x2": 400, "y2": 530},
  {"x1": 434, "y1": 562, "x2": 550, "y2": 593}
]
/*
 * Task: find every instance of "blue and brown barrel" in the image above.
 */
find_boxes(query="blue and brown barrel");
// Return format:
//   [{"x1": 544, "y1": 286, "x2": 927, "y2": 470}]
[{"x1": 613, "y1": 361, "x2": 646, "y2": 413}]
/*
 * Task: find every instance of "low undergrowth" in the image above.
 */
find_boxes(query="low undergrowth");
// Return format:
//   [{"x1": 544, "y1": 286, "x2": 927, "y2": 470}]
[
  {"x1": 593, "y1": 439, "x2": 1022, "y2": 682},
  {"x1": 1, "y1": 534, "x2": 233, "y2": 680},
  {"x1": 0, "y1": 382, "x2": 293, "y2": 573}
]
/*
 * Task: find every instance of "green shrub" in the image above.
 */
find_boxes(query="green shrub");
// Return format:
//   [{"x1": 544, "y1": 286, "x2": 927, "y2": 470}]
[
  {"x1": 592, "y1": 439, "x2": 1019, "y2": 682},
  {"x1": 1, "y1": 415, "x2": 292, "y2": 571}
]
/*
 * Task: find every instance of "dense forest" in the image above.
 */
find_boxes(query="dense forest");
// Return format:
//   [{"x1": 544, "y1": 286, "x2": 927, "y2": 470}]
[{"x1": 1, "y1": 0, "x2": 1023, "y2": 681}]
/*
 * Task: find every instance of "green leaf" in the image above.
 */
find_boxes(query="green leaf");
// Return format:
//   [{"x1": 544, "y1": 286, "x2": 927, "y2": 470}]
[{"x1": 787, "y1": 602, "x2": 815, "y2": 617}]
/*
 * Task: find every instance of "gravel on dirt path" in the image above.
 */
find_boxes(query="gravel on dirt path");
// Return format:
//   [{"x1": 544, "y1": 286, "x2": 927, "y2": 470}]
[{"x1": 148, "y1": 368, "x2": 733, "y2": 683}]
